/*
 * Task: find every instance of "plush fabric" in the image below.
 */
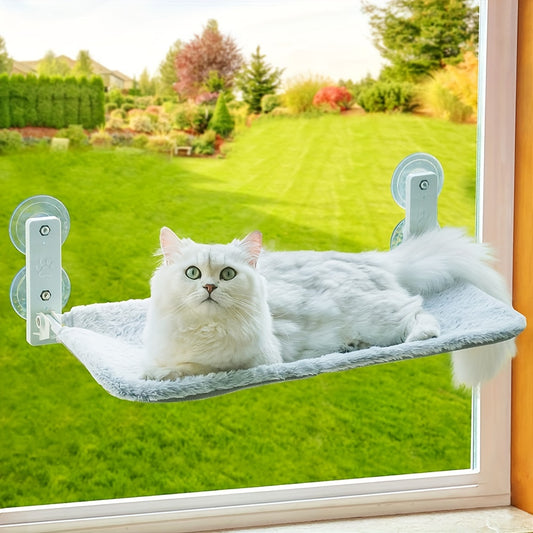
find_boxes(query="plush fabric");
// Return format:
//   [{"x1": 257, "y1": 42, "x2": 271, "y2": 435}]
[{"x1": 58, "y1": 283, "x2": 526, "y2": 402}]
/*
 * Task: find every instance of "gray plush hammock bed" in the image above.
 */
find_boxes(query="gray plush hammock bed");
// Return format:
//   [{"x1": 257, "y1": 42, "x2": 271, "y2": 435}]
[
  {"x1": 56, "y1": 283, "x2": 525, "y2": 402},
  {"x1": 8, "y1": 154, "x2": 526, "y2": 403}
]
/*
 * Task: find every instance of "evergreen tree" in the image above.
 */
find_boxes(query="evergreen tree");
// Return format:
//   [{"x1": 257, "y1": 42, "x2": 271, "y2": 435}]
[
  {"x1": 50, "y1": 77, "x2": 65, "y2": 128},
  {"x1": 72, "y1": 50, "x2": 94, "y2": 78},
  {"x1": 0, "y1": 74, "x2": 10, "y2": 127},
  {"x1": 90, "y1": 76, "x2": 105, "y2": 127},
  {"x1": 36, "y1": 76, "x2": 53, "y2": 126},
  {"x1": 138, "y1": 68, "x2": 156, "y2": 96},
  {"x1": 24, "y1": 74, "x2": 38, "y2": 126},
  {"x1": 158, "y1": 40, "x2": 182, "y2": 98},
  {"x1": 363, "y1": 0, "x2": 478, "y2": 82},
  {"x1": 236, "y1": 46, "x2": 283, "y2": 114},
  {"x1": 38, "y1": 51, "x2": 71, "y2": 77},
  {"x1": 78, "y1": 77, "x2": 92, "y2": 128},
  {"x1": 63, "y1": 77, "x2": 80, "y2": 125},
  {"x1": 9, "y1": 74, "x2": 26, "y2": 127},
  {"x1": 0, "y1": 36, "x2": 13, "y2": 74},
  {"x1": 209, "y1": 92, "x2": 234, "y2": 137}
]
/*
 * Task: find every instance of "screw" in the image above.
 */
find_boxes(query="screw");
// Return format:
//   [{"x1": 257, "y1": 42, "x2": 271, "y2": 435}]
[
  {"x1": 419, "y1": 179, "x2": 429, "y2": 191},
  {"x1": 39, "y1": 225, "x2": 50, "y2": 236},
  {"x1": 40, "y1": 290, "x2": 51, "y2": 301}
]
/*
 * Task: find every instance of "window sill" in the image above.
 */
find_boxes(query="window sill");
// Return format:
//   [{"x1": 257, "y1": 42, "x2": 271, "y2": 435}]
[{"x1": 229, "y1": 506, "x2": 533, "y2": 533}]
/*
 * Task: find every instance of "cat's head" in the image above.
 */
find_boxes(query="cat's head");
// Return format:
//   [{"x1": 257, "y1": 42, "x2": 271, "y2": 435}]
[{"x1": 151, "y1": 227, "x2": 265, "y2": 318}]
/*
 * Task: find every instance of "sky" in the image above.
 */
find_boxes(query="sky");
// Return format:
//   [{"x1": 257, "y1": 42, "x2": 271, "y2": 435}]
[{"x1": 0, "y1": 0, "x2": 384, "y2": 83}]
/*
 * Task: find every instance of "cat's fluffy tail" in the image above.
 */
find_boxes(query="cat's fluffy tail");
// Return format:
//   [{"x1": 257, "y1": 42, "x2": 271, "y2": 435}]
[{"x1": 384, "y1": 227, "x2": 515, "y2": 386}]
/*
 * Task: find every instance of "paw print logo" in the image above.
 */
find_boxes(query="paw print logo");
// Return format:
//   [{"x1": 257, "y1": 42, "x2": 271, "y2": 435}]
[{"x1": 37, "y1": 258, "x2": 54, "y2": 278}]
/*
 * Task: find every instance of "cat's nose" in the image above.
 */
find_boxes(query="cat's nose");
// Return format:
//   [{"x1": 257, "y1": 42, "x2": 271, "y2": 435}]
[{"x1": 204, "y1": 283, "x2": 217, "y2": 295}]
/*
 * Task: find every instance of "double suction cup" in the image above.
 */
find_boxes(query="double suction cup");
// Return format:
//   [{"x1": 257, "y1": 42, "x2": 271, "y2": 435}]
[
  {"x1": 389, "y1": 153, "x2": 443, "y2": 248},
  {"x1": 9, "y1": 195, "x2": 71, "y2": 319}
]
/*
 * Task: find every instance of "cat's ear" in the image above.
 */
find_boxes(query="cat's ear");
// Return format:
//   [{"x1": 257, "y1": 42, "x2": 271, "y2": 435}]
[
  {"x1": 160, "y1": 227, "x2": 183, "y2": 265},
  {"x1": 239, "y1": 231, "x2": 262, "y2": 268}
]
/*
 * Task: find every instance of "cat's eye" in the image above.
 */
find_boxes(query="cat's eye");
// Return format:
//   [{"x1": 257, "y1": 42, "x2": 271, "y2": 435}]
[
  {"x1": 185, "y1": 266, "x2": 201, "y2": 280},
  {"x1": 220, "y1": 267, "x2": 237, "y2": 281}
]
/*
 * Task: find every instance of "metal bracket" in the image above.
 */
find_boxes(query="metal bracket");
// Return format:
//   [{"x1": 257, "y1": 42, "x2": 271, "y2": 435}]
[
  {"x1": 404, "y1": 171, "x2": 439, "y2": 239},
  {"x1": 26, "y1": 216, "x2": 63, "y2": 345},
  {"x1": 390, "y1": 153, "x2": 443, "y2": 248}
]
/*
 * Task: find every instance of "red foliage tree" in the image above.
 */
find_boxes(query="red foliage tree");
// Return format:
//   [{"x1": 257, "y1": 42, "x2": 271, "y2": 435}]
[
  {"x1": 174, "y1": 20, "x2": 243, "y2": 100},
  {"x1": 312, "y1": 86, "x2": 353, "y2": 110}
]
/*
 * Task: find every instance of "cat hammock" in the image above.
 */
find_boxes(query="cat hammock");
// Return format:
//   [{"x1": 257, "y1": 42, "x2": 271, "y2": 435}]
[{"x1": 9, "y1": 154, "x2": 526, "y2": 402}]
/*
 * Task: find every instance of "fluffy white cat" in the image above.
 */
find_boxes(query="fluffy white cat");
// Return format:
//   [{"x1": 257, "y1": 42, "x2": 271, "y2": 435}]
[{"x1": 141, "y1": 227, "x2": 515, "y2": 386}]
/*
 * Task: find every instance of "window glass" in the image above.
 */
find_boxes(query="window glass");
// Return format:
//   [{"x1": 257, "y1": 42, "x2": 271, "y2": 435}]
[{"x1": 0, "y1": 1, "x2": 478, "y2": 508}]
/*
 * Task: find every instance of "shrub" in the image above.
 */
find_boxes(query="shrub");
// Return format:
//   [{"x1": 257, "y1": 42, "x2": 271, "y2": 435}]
[
  {"x1": 417, "y1": 52, "x2": 477, "y2": 123},
  {"x1": 63, "y1": 77, "x2": 80, "y2": 126},
  {"x1": 0, "y1": 74, "x2": 9, "y2": 128},
  {"x1": 111, "y1": 131, "x2": 134, "y2": 147},
  {"x1": 313, "y1": 86, "x2": 352, "y2": 111},
  {"x1": 192, "y1": 129, "x2": 216, "y2": 155},
  {"x1": 105, "y1": 111, "x2": 125, "y2": 130},
  {"x1": 282, "y1": 75, "x2": 332, "y2": 114},
  {"x1": 90, "y1": 77, "x2": 106, "y2": 127},
  {"x1": 191, "y1": 105, "x2": 213, "y2": 134},
  {"x1": 89, "y1": 130, "x2": 113, "y2": 148},
  {"x1": 0, "y1": 130, "x2": 23, "y2": 154},
  {"x1": 146, "y1": 134, "x2": 174, "y2": 154},
  {"x1": 357, "y1": 81, "x2": 415, "y2": 113},
  {"x1": 50, "y1": 77, "x2": 65, "y2": 129},
  {"x1": 169, "y1": 131, "x2": 192, "y2": 147},
  {"x1": 9, "y1": 75, "x2": 27, "y2": 128},
  {"x1": 55, "y1": 125, "x2": 88, "y2": 147},
  {"x1": 131, "y1": 134, "x2": 149, "y2": 149},
  {"x1": 129, "y1": 112, "x2": 154, "y2": 133},
  {"x1": 209, "y1": 93, "x2": 234, "y2": 137},
  {"x1": 260, "y1": 93, "x2": 280, "y2": 114}
]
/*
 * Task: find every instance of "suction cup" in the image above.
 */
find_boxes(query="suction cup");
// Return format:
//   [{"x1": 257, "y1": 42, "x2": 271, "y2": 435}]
[
  {"x1": 391, "y1": 153, "x2": 444, "y2": 208},
  {"x1": 10, "y1": 267, "x2": 71, "y2": 319},
  {"x1": 390, "y1": 219, "x2": 405, "y2": 249},
  {"x1": 9, "y1": 195, "x2": 70, "y2": 254}
]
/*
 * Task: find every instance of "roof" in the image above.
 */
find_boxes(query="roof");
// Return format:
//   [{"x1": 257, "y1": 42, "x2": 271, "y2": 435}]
[{"x1": 11, "y1": 55, "x2": 133, "y2": 82}]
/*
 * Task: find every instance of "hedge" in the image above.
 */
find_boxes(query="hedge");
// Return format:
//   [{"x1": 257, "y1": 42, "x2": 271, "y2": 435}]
[{"x1": 0, "y1": 75, "x2": 105, "y2": 129}]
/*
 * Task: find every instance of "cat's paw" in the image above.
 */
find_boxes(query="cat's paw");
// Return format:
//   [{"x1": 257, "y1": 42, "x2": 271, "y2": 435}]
[{"x1": 405, "y1": 312, "x2": 440, "y2": 342}]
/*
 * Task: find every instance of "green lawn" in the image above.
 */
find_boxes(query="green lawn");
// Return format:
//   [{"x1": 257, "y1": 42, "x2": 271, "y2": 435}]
[{"x1": 0, "y1": 113, "x2": 477, "y2": 508}]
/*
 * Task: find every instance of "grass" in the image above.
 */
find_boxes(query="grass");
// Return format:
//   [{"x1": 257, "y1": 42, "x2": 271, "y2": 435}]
[{"x1": 0, "y1": 113, "x2": 477, "y2": 508}]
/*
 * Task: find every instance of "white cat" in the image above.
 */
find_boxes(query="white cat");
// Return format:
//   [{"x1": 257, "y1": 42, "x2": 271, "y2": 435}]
[{"x1": 142, "y1": 227, "x2": 515, "y2": 386}]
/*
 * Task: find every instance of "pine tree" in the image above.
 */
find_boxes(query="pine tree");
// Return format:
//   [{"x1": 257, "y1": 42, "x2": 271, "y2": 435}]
[
  {"x1": 236, "y1": 46, "x2": 283, "y2": 114},
  {"x1": 72, "y1": 50, "x2": 94, "y2": 78},
  {"x1": 209, "y1": 92, "x2": 234, "y2": 137},
  {"x1": 0, "y1": 36, "x2": 13, "y2": 74},
  {"x1": 158, "y1": 40, "x2": 182, "y2": 99}
]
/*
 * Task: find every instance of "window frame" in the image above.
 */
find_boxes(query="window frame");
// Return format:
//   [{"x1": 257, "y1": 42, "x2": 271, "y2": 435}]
[{"x1": 0, "y1": 1, "x2": 519, "y2": 530}]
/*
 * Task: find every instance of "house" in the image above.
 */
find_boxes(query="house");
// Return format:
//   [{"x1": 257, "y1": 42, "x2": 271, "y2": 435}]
[{"x1": 11, "y1": 55, "x2": 134, "y2": 91}]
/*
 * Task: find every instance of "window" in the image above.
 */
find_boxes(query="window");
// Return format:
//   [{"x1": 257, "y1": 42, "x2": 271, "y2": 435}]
[{"x1": 1, "y1": 1, "x2": 519, "y2": 530}]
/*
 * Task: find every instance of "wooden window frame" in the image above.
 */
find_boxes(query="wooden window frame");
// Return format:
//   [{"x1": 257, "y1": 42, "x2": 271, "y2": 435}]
[{"x1": 2, "y1": 1, "x2": 527, "y2": 530}]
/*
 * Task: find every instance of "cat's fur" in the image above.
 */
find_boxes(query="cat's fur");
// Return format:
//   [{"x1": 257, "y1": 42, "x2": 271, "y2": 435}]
[{"x1": 142, "y1": 227, "x2": 515, "y2": 386}]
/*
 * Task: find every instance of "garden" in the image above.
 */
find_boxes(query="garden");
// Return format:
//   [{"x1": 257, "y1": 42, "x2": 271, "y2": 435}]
[
  {"x1": 0, "y1": 0, "x2": 480, "y2": 510},
  {"x1": 0, "y1": 112, "x2": 477, "y2": 507}
]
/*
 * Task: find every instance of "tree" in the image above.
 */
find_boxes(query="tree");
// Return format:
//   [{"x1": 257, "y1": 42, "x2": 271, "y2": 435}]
[
  {"x1": 38, "y1": 51, "x2": 71, "y2": 77},
  {"x1": 362, "y1": 0, "x2": 478, "y2": 82},
  {"x1": 174, "y1": 19, "x2": 243, "y2": 99},
  {"x1": 313, "y1": 86, "x2": 353, "y2": 111},
  {"x1": 0, "y1": 36, "x2": 13, "y2": 74},
  {"x1": 158, "y1": 40, "x2": 182, "y2": 98},
  {"x1": 209, "y1": 92, "x2": 234, "y2": 137},
  {"x1": 236, "y1": 46, "x2": 283, "y2": 114},
  {"x1": 72, "y1": 50, "x2": 94, "y2": 78},
  {"x1": 138, "y1": 68, "x2": 156, "y2": 96}
]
